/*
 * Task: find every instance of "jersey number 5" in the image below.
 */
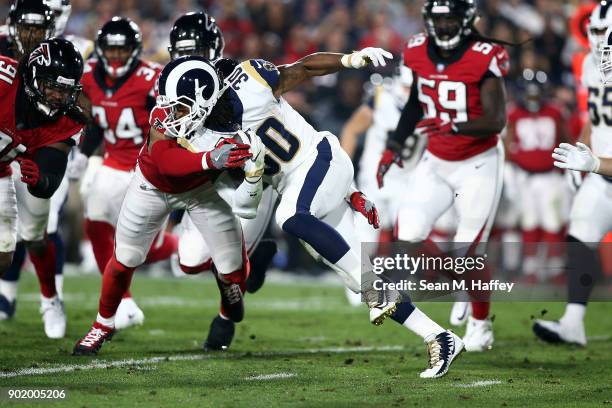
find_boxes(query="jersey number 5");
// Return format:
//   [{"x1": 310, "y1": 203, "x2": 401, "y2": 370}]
[
  {"x1": 92, "y1": 106, "x2": 143, "y2": 145},
  {"x1": 0, "y1": 131, "x2": 26, "y2": 162},
  {"x1": 418, "y1": 77, "x2": 468, "y2": 123},
  {"x1": 255, "y1": 117, "x2": 300, "y2": 176}
]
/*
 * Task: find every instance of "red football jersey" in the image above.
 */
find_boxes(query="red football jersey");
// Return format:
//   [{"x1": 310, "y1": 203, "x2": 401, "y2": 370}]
[
  {"x1": 81, "y1": 59, "x2": 160, "y2": 171},
  {"x1": 507, "y1": 103, "x2": 563, "y2": 173},
  {"x1": 137, "y1": 107, "x2": 215, "y2": 194},
  {"x1": 403, "y1": 34, "x2": 510, "y2": 161},
  {"x1": 0, "y1": 56, "x2": 83, "y2": 178}
]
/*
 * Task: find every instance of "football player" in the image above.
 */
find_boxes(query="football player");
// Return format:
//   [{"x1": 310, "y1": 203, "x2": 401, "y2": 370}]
[
  {"x1": 0, "y1": 0, "x2": 94, "y2": 323},
  {"x1": 505, "y1": 69, "x2": 570, "y2": 281},
  {"x1": 73, "y1": 57, "x2": 255, "y2": 356},
  {"x1": 0, "y1": 38, "x2": 85, "y2": 338},
  {"x1": 533, "y1": 3, "x2": 612, "y2": 346},
  {"x1": 74, "y1": 17, "x2": 178, "y2": 330},
  {"x1": 192, "y1": 45, "x2": 466, "y2": 377},
  {"x1": 377, "y1": 0, "x2": 510, "y2": 352},
  {"x1": 167, "y1": 12, "x2": 279, "y2": 351}
]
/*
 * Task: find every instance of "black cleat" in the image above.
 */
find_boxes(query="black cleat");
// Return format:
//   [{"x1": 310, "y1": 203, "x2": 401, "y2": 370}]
[
  {"x1": 72, "y1": 322, "x2": 114, "y2": 356},
  {"x1": 213, "y1": 266, "x2": 244, "y2": 322},
  {"x1": 204, "y1": 315, "x2": 235, "y2": 351},
  {"x1": 246, "y1": 240, "x2": 277, "y2": 294}
]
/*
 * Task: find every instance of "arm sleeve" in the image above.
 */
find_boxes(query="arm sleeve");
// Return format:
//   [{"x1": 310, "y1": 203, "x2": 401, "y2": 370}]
[
  {"x1": 80, "y1": 123, "x2": 104, "y2": 157},
  {"x1": 387, "y1": 79, "x2": 423, "y2": 151},
  {"x1": 150, "y1": 139, "x2": 206, "y2": 177},
  {"x1": 28, "y1": 147, "x2": 68, "y2": 199}
]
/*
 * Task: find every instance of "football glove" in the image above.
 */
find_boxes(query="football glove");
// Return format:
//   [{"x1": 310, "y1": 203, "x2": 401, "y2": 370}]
[
  {"x1": 17, "y1": 158, "x2": 40, "y2": 187},
  {"x1": 553, "y1": 142, "x2": 601, "y2": 173},
  {"x1": 204, "y1": 142, "x2": 252, "y2": 170},
  {"x1": 348, "y1": 191, "x2": 380, "y2": 229},
  {"x1": 238, "y1": 129, "x2": 266, "y2": 181},
  {"x1": 376, "y1": 149, "x2": 403, "y2": 188},
  {"x1": 417, "y1": 117, "x2": 457, "y2": 138},
  {"x1": 341, "y1": 47, "x2": 394, "y2": 68}
]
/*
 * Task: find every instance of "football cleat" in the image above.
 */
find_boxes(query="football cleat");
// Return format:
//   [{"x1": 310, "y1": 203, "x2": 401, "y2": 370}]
[
  {"x1": 420, "y1": 330, "x2": 464, "y2": 379},
  {"x1": 203, "y1": 315, "x2": 235, "y2": 351},
  {"x1": 533, "y1": 319, "x2": 587, "y2": 346},
  {"x1": 463, "y1": 316, "x2": 494, "y2": 352},
  {"x1": 368, "y1": 300, "x2": 397, "y2": 326},
  {"x1": 73, "y1": 322, "x2": 114, "y2": 356},
  {"x1": 40, "y1": 297, "x2": 66, "y2": 339},
  {"x1": 114, "y1": 297, "x2": 145, "y2": 330},
  {"x1": 449, "y1": 301, "x2": 471, "y2": 326},
  {"x1": 0, "y1": 294, "x2": 16, "y2": 320},
  {"x1": 213, "y1": 266, "x2": 244, "y2": 323},
  {"x1": 246, "y1": 239, "x2": 277, "y2": 294}
]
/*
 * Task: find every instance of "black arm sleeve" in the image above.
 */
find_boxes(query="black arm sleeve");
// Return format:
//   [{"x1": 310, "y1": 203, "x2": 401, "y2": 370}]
[
  {"x1": 387, "y1": 79, "x2": 423, "y2": 151},
  {"x1": 27, "y1": 147, "x2": 68, "y2": 199},
  {"x1": 80, "y1": 123, "x2": 104, "y2": 157}
]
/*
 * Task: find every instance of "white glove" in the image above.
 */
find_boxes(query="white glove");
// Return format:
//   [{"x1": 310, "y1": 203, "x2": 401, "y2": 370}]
[
  {"x1": 341, "y1": 47, "x2": 394, "y2": 68},
  {"x1": 79, "y1": 156, "x2": 103, "y2": 199},
  {"x1": 66, "y1": 150, "x2": 89, "y2": 180},
  {"x1": 553, "y1": 142, "x2": 601, "y2": 173},
  {"x1": 239, "y1": 129, "x2": 266, "y2": 182}
]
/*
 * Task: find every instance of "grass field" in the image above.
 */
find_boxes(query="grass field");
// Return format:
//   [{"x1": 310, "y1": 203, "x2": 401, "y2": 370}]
[{"x1": 1, "y1": 271, "x2": 611, "y2": 408}]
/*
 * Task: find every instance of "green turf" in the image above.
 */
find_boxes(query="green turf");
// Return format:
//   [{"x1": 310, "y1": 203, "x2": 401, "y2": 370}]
[{"x1": 1, "y1": 272, "x2": 611, "y2": 408}]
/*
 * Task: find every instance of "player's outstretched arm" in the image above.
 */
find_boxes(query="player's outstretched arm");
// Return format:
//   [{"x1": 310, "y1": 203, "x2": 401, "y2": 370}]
[
  {"x1": 274, "y1": 48, "x2": 393, "y2": 98},
  {"x1": 553, "y1": 142, "x2": 612, "y2": 176},
  {"x1": 17, "y1": 143, "x2": 70, "y2": 199},
  {"x1": 453, "y1": 76, "x2": 507, "y2": 137},
  {"x1": 340, "y1": 104, "x2": 374, "y2": 159}
]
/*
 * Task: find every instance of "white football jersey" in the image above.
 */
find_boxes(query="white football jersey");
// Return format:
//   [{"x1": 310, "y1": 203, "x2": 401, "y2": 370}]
[
  {"x1": 582, "y1": 53, "x2": 612, "y2": 157},
  {"x1": 219, "y1": 59, "x2": 327, "y2": 189}
]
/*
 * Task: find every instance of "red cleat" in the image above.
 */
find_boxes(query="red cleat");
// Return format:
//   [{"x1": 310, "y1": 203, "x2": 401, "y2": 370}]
[{"x1": 72, "y1": 322, "x2": 114, "y2": 356}]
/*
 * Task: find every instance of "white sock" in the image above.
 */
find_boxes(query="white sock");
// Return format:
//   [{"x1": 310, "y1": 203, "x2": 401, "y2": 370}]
[
  {"x1": 0, "y1": 280, "x2": 18, "y2": 302},
  {"x1": 55, "y1": 275, "x2": 64, "y2": 300},
  {"x1": 96, "y1": 313, "x2": 115, "y2": 328},
  {"x1": 561, "y1": 303, "x2": 586, "y2": 325},
  {"x1": 403, "y1": 307, "x2": 445, "y2": 340},
  {"x1": 330, "y1": 250, "x2": 361, "y2": 294}
]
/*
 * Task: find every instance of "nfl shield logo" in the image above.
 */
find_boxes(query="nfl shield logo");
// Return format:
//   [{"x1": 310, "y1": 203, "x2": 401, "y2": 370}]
[{"x1": 436, "y1": 64, "x2": 445, "y2": 73}]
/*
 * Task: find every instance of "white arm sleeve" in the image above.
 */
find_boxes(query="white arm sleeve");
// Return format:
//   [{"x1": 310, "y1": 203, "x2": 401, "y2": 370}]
[{"x1": 233, "y1": 177, "x2": 263, "y2": 219}]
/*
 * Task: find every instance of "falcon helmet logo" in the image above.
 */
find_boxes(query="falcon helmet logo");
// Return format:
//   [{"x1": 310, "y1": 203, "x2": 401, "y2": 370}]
[{"x1": 28, "y1": 43, "x2": 52, "y2": 67}]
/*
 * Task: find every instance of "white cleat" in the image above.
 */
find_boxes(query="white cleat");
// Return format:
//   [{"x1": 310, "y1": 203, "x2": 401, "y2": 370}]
[
  {"x1": 368, "y1": 301, "x2": 397, "y2": 326},
  {"x1": 449, "y1": 301, "x2": 471, "y2": 326},
  {"x1": 532, "y1": 319, "x2": 587, "y2": 346},
  {"x1": 114, "y1": 298, "x2": 145, "y2": 331},
  {"x1": 463, "y1": 316, "x2": 494, "y2": 352},
  {"x1": 420, "y1": 330, "x2": 464, "y2": 379},
  {"x1": 40, "y1": 297, "x2": 66, "y2": 339}
]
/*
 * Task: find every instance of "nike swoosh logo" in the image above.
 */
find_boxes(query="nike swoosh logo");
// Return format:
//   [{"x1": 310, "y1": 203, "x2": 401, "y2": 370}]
[{"x1": 250, "y1": 151, "x2": 262, "y2": 163}]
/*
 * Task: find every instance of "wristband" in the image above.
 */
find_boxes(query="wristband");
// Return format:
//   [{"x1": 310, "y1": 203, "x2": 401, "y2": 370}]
[{"x1": 341, "y1": 54, "x2": 353, "y2": 68}]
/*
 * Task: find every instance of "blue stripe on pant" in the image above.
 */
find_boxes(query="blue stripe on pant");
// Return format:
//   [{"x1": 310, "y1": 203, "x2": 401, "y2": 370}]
[{"x1": 281, "y1": 138, "x2": 350, "y2": 264}]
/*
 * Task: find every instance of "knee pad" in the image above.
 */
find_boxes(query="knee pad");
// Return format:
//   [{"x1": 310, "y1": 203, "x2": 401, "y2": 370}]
[{"x1": 115, "y1": 244, "x2": 146, "y2": 268}]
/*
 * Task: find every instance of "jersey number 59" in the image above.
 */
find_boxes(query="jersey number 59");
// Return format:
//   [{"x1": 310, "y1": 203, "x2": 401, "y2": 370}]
[{"x1": 417, "y1": 77, "x2": 468, "y2": 123}]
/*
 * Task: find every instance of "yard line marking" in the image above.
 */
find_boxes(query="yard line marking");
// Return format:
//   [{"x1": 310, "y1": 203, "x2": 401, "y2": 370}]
[
  {"x1": 0, "y1": 345, "x2": 405, "y2": 379},
  {"x1": 245, "y1": 373, "x2": 297, "y2": 381},
  {"x1": 454, "y1": 380, "x2": 502, "y2": 388}
]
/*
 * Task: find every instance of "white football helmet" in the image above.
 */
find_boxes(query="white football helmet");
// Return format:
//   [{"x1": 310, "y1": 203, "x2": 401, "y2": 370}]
[
  {"x1": 44, "y1": 0, "x2": 71, "y2": 36},
  {"x1": 588, "y1": 1, "x2": 612, "y2": 60},
  {"x1": 599, "y1": 25, "x2": 612, "y2": 84},
  {"x1": 155, "y1": 55, "x2": 226, "y2": 138}
]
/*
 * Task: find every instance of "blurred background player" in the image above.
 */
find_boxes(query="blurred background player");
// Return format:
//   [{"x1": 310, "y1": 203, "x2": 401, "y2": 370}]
[
  {"x1": 377, "y1": 0, "x2": 510, "y2": 352},
  {"x1": 505, "y1": 69, "x2": 570, "y2": 282},
  {"x1": 0, "y1": 38, "x2": 85, "y2": 338},
  {"x1": 75, "y1": 16, "x2": 177, "y2": 330},
  {"x1": 533, "y1": 3, "x2": 612, "y2": 347},
  {"x1": 339, "y1": 64, "x2": 424, "y2": 305}
]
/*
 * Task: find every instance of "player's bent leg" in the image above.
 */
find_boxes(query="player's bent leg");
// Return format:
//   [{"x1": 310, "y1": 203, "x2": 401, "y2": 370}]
[{"x1": 0, "y1": 176, "x2": 17, "y2": 319}]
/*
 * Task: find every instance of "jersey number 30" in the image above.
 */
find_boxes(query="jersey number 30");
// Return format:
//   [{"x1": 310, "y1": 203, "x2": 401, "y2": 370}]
[{"x1": 256, "y1": 117, "x2": 300, "y2": 176}]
